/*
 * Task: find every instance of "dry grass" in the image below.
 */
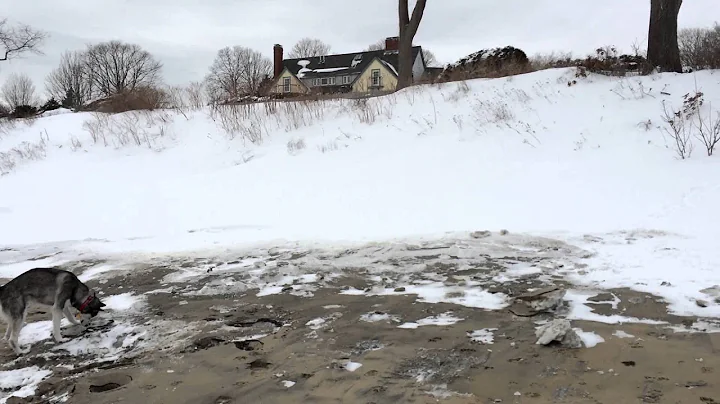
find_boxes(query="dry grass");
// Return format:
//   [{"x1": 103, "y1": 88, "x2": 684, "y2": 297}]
[
  {"x1": 82, "y1": 110, "x2": 173, "y2": 148},
  {"x1": 0, "y1": 133, "x2": 48, "y2": 175}
]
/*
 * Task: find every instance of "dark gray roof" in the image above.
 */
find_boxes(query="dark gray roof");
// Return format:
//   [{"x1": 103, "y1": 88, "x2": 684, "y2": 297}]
[{"x1": 282, "y1": 46, "x2": 423, "y2": 79}]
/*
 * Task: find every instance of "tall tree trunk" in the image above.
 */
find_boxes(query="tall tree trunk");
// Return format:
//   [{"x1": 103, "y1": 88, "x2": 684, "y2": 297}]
[
  {"x1": 647, "y1": 0, "x2": 683, "y2": 73},
  {"x1": 397, "y1": 0, "x2": 427, "y2": 90}
]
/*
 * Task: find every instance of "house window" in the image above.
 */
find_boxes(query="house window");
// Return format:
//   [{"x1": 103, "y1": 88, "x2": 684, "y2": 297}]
[
  {"x1": 319, "y1": 55, "x2": 326, "y2": 64},
  {"x1": 328, "y1": 77, "x2": 336, "y2": 85},
  {"x1": 321, "y1": 77, "x2": 328, "y2": 85},
  {"x1": 283, "y1": 77, "x2": 291, "y2": 92},
  {"x1": 371, "y1": 69, "x2": 381, "y2": 87},
  {"x1": 342, "y1": 75, "x2": 351, "y2": 85}
]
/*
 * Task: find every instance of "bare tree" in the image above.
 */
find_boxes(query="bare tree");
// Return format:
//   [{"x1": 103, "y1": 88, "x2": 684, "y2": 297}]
[
  {"x1": 287, "y1": 37, "x2": 331, "y2": 58},
  {"x1": 398, "y1": 0, "x2": 427, "y2": 89},
  {"x1": 205, "y1": 46, "x2": 272, "y2": 101},
  {"x1": 1, "y1": 73, "x2": 36, "y2": 108},
  {"x1": 45, "y1": 50, "x2": 93, "y2": 109},
  {"x1": 364, "y1": 39, "x2": 385, "y2": 52},
  {"x1": 84, "y1": 40, "x2": 163, "y2": 98},
  {"x1": 647, "y1": 0, "x2": 683, "y2": 73},
  {"x1": 679, "y1": 25, "x2": 720, "y2": 70},
  {"x1": 0, "y1": 18, "x2": 47, "y2": 62},
  {"x1": 186, "y1": 81, "x2": 206, "y2": 109},
  {"x1": 422, "y1": 49, "x2": 439, "y2": 66}
]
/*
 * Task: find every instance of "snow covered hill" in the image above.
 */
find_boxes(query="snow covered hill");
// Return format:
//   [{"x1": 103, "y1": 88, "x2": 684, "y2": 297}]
[{"x1": 2, "y1": 67, "x2": 720, "y2": 316}]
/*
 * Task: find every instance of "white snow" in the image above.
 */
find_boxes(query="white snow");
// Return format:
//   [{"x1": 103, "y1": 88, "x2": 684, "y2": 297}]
[
  {"x1": 340, "y1": 282, "x2": 507, "y2": 310},
  {"x1": 564, "y1": 289, "x2": 666, "y2": 325},
  {"x1": 573, "y1": 328, "x2": 605, "y2": 348},
  {"x1": 77, "y1": 263, "x2": 123, "y2": 282},
  {"x1": 360, "y1": 312, "x2": 400, "y2": 323},
  {"x1": 313, "y1": 67, "x2": 347, "y2": 73},
  {"x1": 612, "y1": 330, "x2": 635, "y2": 339},
  {"x1": 102, "y1": 292, "x2": 146, "y2": 312},
  {"x1": 397, "y1": 312, "x2": 463, "y2": 329},
  {"x1": 344, "y1": 361, "x2": 362, "y2": 372},
  {"x1": 467, "y1": 328, "x2": 498, "y2": 344},
  {"x1": 305, "y1": 318, "x2": 326, "y2": 330},
  {"x1": 0, "y1": 366, "x2": 53, "y2": 403},
  {"x1": 281, "y1": 380, "x2": 296, "y2": 388}
]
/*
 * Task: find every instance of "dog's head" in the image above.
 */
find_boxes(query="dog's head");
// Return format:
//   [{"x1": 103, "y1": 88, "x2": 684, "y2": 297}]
[{"x1": 78, "y1": 291, "x2": 106, "y2": 318}]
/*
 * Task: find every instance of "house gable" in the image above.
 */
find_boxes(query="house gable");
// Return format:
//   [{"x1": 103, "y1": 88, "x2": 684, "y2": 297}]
[
  {"x1": 352, "y1": 57, "x2": 398, "y2": 93},
  {"x1": 270, "y1": 67, "x2": 308, "y2": 94}
]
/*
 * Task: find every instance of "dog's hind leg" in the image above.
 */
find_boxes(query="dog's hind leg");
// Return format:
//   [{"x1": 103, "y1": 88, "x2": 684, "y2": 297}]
[{"x1": 7, "y1": 316, "x2": 25, "y2": 355}]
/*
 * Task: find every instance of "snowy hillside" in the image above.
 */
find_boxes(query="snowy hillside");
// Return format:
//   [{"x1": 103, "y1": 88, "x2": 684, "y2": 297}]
[{"x1": 2, "y1": 67, "x2": 720, "y2": 315}]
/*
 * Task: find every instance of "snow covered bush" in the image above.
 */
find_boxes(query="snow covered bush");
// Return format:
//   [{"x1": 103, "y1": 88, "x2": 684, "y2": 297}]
[{"x1": 438, "y1": 46, "x2": 531, "y2": 82}]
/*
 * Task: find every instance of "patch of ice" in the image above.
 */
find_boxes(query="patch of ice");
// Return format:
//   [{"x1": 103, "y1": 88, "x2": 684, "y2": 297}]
[
  {"x1": 345, "y1": 361, "x2": 362, "y2": 372},
  {"x1": 573, "y1": 328, "x2": 605, "y2": 347},
  {"x1": 360, "y1": 312, "x2": 400, "y2": 323},
  {"x1": 565, "y1": 290, "x2": 666, "y2": 325},
  {"x1": 0, "y1": 366, "x2": 52, "y2": 403},
  {"x1": 612, "y1": 330, "x2": 635, "y2": 338},
  {"x1": 667, "y1": 319, "x2": 720, "y2": 334},
  {"x1": 306, "y1": 318, "x2": 326, "y2": 330},
  {"x1": 77, "y1": 264, "x2": 119, "y2": 282},
  {"x1": 492, "y1": 262, "x2": 542, "y2": 282},
  {"x1": 53, "y1": 322, "x2": 145, "y2": 361},
  {"x1": 342, "y1": 282, "x2": 507, "y2": 310},
  {"x1": 18, "y1": 321, "x2": 55, "y2": 346},
  {"x1": 230, "y1": 333, "x2": 268, "y2": 342},
  {"x1": 397, "y1": 312, "x2": 463, "y2": 329},
  {"x1": 323, "y1": 304, "x2": 343, "y2": 309},
  {"x1": 339, "y1": 287, "x2": 366, "y2": 295},
  {"x1": 145, "y1": 287, "x2": 174, "y2": 294},
  {"x1": 281, "y1": 380, "x2": 296, "y2": 388},
  {"x1": 103, "y1": 292, "x2": 146, "y2": 312},
  {"x1": 425, "y1": 384, "x2": 473, "y2": 399},
  {"x1": 467, "y1": 328, "x2": 498, "y2": 344}
]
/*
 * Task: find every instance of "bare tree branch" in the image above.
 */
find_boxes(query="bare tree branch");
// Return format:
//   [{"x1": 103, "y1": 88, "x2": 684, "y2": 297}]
[
  {"x1": 287, "y1": 38, "x2": 331, "y2": 58},
  {"x1": 0, "y1": 18, "x2": 48, "y2": 61},
  {"x1": 205, "y1": 46, "x2": 272, "y2": 102}
]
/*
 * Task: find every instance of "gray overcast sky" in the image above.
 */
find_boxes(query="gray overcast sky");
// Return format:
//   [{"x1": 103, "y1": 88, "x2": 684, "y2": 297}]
[{"x1": 0, "y1": 0, "x2": 717, "y2": 94}]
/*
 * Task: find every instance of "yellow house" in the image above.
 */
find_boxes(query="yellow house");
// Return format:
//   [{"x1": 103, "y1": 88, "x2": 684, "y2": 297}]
[{"x1": 269, "y1": 37, "x2": 427, "y2": 96}]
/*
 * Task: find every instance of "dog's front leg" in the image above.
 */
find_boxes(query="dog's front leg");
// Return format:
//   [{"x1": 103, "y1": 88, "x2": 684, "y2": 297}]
[
  {"x1": 51, "y1": 307, "x2": 68, "y2": 343},
  {"x1": 63, "y1": 300, "x2": 81, "y2": 326}
]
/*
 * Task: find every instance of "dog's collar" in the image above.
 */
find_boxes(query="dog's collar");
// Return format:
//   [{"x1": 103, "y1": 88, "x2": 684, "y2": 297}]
[{"x1": 78, "y1": 295, "x2": 94, "y2": 312}]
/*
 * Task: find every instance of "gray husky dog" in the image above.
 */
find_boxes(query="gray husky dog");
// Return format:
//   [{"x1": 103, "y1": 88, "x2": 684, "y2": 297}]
[{"x1": 0, "y1": 267, "x2": 106, "y2": 355}]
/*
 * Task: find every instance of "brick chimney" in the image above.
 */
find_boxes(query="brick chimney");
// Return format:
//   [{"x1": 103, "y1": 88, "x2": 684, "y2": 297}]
[
  {"x1": 385, "y1": 36, "x2": 399, "y2": 51},
  {"x1": 273, "y1": 44, "x2": 283, "y2": 78}
]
